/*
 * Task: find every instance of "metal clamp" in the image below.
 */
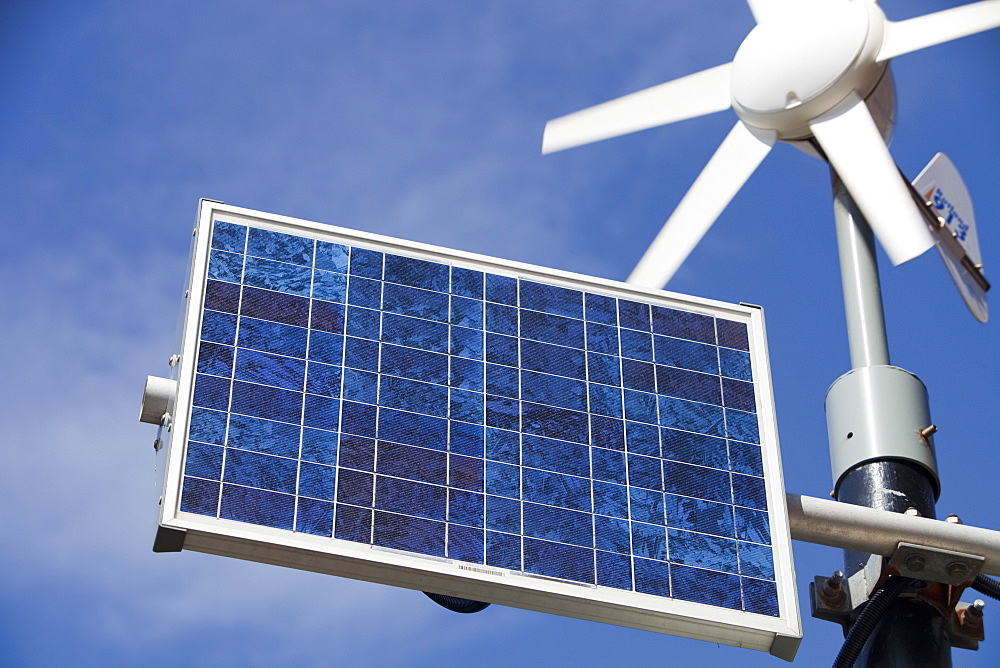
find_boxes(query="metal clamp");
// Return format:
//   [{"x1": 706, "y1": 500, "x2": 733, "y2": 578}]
[
  {"x1": 810, "y1": 571, "x2": 855, "y2": 631},
  {"x1": 887, "y1": 543, "x2": 984, "y2": 586},
  {"x1": 811, "y1": 544, "x2": 988, "y2": 651}
]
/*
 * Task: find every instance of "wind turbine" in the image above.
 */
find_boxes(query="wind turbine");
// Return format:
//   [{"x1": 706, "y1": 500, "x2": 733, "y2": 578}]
[{"x1": 542, "y1": 0, "x2": 1000, "y2": 290}]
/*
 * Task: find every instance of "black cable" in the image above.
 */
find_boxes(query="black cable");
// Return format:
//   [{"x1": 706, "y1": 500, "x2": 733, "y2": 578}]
[
  {"x1": 833, "y1": 576, "x2": 915, "y2": 668},
  {"x1": 971, "y1": 574, "x2": 1000, "y2": 601},
  {"x1": 423, "y1": 592, "x2": 491, "y2": 614}
]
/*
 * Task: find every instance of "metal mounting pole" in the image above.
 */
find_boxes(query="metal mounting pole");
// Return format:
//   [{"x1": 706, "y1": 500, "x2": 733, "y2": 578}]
[
  {"x1": 826, "y1": 173, "x2": 951, "y2": 667},
  {"x1": 833, "y1": 179, "x2": 890, "y2": 369}
]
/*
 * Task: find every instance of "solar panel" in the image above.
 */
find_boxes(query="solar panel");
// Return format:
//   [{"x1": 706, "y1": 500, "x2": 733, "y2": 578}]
[{"x1": 156, "y1": 201, "x2": 801, "y2": 659}]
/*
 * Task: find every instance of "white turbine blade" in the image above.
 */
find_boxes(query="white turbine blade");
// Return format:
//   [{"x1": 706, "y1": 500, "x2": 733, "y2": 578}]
[
  {"x1": 749, "y1": 0, "x2": 870, "y2": 24},
  {"x1": 627, "y1": 122, "x2": 776, "y2": 289},
  {"x1": 746, "y1": 0, "x2": 774, "y2": 24},
  {"x1": 746, "y1": 0, "x2": 797, "y2": 24},
  {"x1": 810, "y1": 94, "x2": 936, "y2": 265},
  {"x1": 878, "y1": 0, "x2": 1000, "y2": 61},
  {"x1": 542, "y1": 63, "x2": 732, "y2": 154}
]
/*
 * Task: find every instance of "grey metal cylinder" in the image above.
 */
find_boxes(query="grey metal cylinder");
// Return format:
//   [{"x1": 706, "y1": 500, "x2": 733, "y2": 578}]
[{"x1": 825, "y1": 365, "x2": 939, "y2": 495}]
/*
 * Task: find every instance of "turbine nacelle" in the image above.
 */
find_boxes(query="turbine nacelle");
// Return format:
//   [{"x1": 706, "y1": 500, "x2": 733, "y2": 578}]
[{"x1": 731, "y1": 1, "x2": 887, "y2": 140}]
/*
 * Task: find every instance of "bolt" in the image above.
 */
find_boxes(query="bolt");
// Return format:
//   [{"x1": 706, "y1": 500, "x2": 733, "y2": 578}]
[
  {"x1": 820, "y1": 571, "x2": 847, "y2": 608},
  {"x1": 947, "y1": 561, "x2": 970, "y2": 579},
  {"x1": 919, "y1": 424, "x2": 938, "y2": 440},
  {"x1": 904, "y1": 507, "x2": 921, "y2": 517},
  {"x1": 905, "y1": 554, "x2": 927, "y2": 572},
  {"x1": 962, "y1": 600, "x2": 985, "y2": 631},
  {"x1": 946, "y1": 514, "x2": 963, "y2": 525}
]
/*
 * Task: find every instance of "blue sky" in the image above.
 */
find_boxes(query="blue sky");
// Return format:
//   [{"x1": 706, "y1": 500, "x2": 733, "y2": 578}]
[{"x1": 0, "y1": 1, "x2": 997, "y2": 665}]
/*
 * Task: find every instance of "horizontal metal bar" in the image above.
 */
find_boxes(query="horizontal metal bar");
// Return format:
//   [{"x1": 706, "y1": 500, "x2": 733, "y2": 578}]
[{"x1": 786, "y1": 493, "x2": 1000, "y2": 576}]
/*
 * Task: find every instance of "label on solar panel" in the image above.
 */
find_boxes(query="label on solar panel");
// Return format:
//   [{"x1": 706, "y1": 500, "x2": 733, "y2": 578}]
[{"x1": 157, "y1": 201, "x2": 801, "y2": 657}]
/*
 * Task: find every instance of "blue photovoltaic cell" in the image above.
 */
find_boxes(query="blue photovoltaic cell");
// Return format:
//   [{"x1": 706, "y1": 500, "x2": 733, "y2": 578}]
[{"x1": 180, "y1": 219, "x2": 780, "y2": 618}]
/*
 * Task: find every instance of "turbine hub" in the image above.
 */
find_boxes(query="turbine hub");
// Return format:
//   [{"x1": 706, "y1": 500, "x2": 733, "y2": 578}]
[{"x1": 731, "y1": 1, "x2": 887, "y2": 139}]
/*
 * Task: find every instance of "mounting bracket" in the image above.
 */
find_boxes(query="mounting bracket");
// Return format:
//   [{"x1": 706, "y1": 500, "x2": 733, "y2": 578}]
[
  {"x1": 810, "y1": 543, "x2": 987, "y2": 651},
  {"x1": 887, "y1": 543, "x2": 985, "y2": 586}
]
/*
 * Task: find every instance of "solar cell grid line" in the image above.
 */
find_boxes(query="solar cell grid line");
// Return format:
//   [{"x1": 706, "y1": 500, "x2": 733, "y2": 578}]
[
  {"x1": 161, "y1": 203, "x2": 800, "y2": 657},
  {"x1": 364, "y1": 264, "x2": 380, "y2": 548},
  {"x1": 613, "y1": 299, "x2": 641, "y2": 594},
  {"x1": 208, "y1": 224, "x2": 245, "y2": 522},
  {"x1": 292, "y1": 246, "x2": 313, "y2": 537}
]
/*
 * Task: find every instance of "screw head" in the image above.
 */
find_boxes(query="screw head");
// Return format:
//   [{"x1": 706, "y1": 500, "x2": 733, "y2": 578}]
[
  {"x1": 905, "y1": 554, "x2": 926, "y2": 572},
  {"x1": 947, "y1": 561, "x2": 970, "y2": 578}
]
